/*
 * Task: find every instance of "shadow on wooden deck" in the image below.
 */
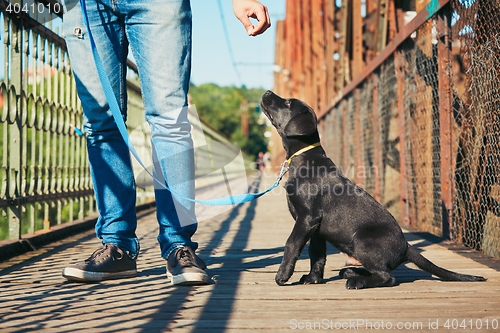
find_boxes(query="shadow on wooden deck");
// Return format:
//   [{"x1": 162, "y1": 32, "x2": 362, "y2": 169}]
[{"x1": 1, "y1": 172, "x2": 499, "y2": 332}]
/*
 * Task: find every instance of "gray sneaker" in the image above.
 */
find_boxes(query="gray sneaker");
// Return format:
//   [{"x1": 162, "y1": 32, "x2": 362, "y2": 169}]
[
  {"x1": 167, "y1": 246, "x2": 210, "y2": 285},
  {"x1": 62, "y1": 244, "x2": 137, "y2": 282}
]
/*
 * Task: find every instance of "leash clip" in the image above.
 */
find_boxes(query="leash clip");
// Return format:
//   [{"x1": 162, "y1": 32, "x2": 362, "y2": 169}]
[{"x1": 274, "y1": 160, "x2": 289, "y2": 186}]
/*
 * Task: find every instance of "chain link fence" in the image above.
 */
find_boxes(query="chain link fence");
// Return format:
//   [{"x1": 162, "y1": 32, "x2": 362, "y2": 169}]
[
  {"x1": 315, "y1": 1, "x2": 500, "y2": 258},
  {"x1": 451, "y1": 0, "x2": 500, "y2": 257}
]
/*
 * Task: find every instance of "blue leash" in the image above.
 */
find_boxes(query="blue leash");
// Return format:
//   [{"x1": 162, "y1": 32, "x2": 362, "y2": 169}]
[{"x1": 77, "y1": 0, "x2": 285, "y2": 205}]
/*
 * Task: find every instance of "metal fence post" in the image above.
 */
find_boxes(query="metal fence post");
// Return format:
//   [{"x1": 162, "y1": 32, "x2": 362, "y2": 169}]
[
  {"x1": 342, "y1": 99, "x2": 349, "y2": 174},
  {"x1": 437, "y1": 7, "x2": 454, "y2": 239},
  {"x1": 372, "y1": 75, "x2": 381, "y2": 202},
  {"x1": 395, "y1": 50, "x2": 410, "y2": 225},
  {"x1": 8, "y1": 0, "x2": 23, "y2": 239},
  {"x1": 354, "y1": 88, "x2": 364, "y2": 186}
]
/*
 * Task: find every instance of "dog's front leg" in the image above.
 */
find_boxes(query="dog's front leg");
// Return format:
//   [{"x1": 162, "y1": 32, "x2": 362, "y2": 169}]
[
  {"x1": 300, "y1": 234, "x2": 326, "y2": 284},
  {"x1": 276, "y1": 217, "x2": 318, "y2": 285}
]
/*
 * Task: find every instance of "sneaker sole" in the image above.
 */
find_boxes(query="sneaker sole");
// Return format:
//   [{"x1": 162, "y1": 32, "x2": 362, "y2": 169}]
[
  {"x1": 62, "y1": 267, "x2": 137, "y2": 282},
  {"x1": 167, "y1": 270, "x2": 211, "y2": 286}
]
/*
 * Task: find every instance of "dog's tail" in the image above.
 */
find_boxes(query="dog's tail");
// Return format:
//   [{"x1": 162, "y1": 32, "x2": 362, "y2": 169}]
[{"x1": 406, "y1": 246, "x2": 486, "y2": 282}]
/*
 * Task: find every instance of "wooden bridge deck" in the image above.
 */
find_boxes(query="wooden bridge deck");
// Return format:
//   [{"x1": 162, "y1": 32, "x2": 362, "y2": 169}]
[{"x1": 1, "y1": 172, "x2": 500, "y2": 332}]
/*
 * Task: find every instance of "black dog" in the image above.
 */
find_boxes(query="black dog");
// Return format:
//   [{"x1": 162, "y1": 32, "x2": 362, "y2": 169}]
[{"x1": 260, "y1": 90, "x2": 486, "y2": 289}]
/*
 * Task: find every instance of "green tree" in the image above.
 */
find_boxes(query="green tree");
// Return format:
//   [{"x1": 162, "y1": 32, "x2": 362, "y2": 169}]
[{"x1": 189, "y1": 83, "x2": 268, "y2": 160}]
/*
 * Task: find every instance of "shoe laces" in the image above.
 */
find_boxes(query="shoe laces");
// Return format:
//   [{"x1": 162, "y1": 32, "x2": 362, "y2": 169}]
[
  {"x1": 175, "y1": 247, "x2": 196, "y2": 267},
  {"x1": 85, "y1": 244, "x2": 122, "y2": 263}
]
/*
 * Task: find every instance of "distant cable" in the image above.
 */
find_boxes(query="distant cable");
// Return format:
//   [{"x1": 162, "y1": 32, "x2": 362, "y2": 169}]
[{"x1": 216, "y1": 0, "x2": 243, "y2": 86}]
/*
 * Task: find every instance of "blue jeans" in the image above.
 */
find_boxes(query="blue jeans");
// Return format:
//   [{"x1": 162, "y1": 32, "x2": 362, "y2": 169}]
[{"x1": 63, "y1": 0, "x2": 198, "y2": 259}]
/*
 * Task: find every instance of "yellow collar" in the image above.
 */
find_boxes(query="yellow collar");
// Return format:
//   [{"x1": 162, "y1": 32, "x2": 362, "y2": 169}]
[{"x1": 286, "y1": 142, "x2": 321, "y2": 165}]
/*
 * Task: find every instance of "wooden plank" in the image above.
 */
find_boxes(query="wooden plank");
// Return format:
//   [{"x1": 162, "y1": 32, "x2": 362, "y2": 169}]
[{"x1": 0, "y1": 172, "x2": 499, "y2": 332}]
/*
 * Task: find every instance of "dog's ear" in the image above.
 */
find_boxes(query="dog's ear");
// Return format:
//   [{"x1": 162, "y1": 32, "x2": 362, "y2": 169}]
[{"x1": 284, "y1": 111, "x2": 317, "y2": 137}]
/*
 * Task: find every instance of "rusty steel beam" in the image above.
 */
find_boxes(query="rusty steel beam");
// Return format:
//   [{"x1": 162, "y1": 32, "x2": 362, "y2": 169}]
[
  {"x1": 354, "y1": 89, "x2": 364, "y2": 186},
  {"x1": 388, "y1": 0, "x2": 398, "y2": 39},
  {"x1": 416, "y1": 0, "x2": 429, "y2": 11},
  {"x1": 285, "y1": 0, "x2": 296, "y2": 97},
  {"x1": 366, "y1": 0, "x2": 377, "y2": 14},
  {"x1": 290, "y1": 0, "x2": 300, "y2": 96},
  {"x1": 372, "y1": 74, "x2": 381, "y2": 202},
  {"x1": 295, "y1": 0, "x2": 304, "y2": 100},
  {"x1": 352, "y1": 0, "x2": 363, "y2": 78},
  {"x1": 311, "y1": 0, "x2": 324, "y2": 110},
  {"x1": 337, "y1": 0, "x2": 348, "y2": 91},
  {"x1": 342, "y1": 99, "x2": 349, "y2": 174},
  {"x1": 325, "y1": 0, "x2": 335, "y2": 104},
  {"x1": 303, "y1": 0, "x2": 313, "y2": 104},
  {"x1": 332, "y1": 1, "x2": 342, "y2": 95},
  {"x1": 271, "y1": 11, "x2": 289, "y2": 170},
  {"x1": 273, "y1": 20, "x2": 285, "y2": 95},
  {"x1": 376, "y1": 0, "x2": 389, "y2": 52},
  {"x1": 317, "y1": 0, "x2": 450, "y2": 121},
  {"x1": 395, "y1": 51, "x2": 410, "y2": 225},
  {"x1": 363, "y1": 0, "x2": 378, "y2": 64},
  {"x1": 317, "y1": 0, "x2": 327, "y2": 112},
  {"x1": 437, "y1": 7, "x2": 454, "y2": 239},
  {"x1": 312, "y1": 0, "x2": 319, "y2": 108}
]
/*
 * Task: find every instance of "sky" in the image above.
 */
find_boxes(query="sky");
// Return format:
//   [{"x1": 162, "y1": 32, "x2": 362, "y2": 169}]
[
  {"x1": 0, "y1": 0, "x2": 285, "y2": 89},
  {"x1": 190, "y1": 0, "x2": 286, "y2": 89}
]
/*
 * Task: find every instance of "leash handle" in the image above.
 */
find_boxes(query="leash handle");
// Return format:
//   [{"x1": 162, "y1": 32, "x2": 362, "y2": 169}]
[{"x1": 77, "y1": 0, "x2": 283, "y2": 205}]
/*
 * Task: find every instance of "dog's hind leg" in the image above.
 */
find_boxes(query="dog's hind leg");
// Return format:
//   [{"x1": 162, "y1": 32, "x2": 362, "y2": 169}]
[
  {"x1": 345, "y1": 270, "x2": 396, "y2": 289},
  {"x1": 339, "y1": 267, "x2": 371, "y2": 279},
  {"x1": 342, "y1": 225, "x2": 404, "y2": 289},
  {"x1": 299, "y1": 234, "x2": 326, "y2": 284}
]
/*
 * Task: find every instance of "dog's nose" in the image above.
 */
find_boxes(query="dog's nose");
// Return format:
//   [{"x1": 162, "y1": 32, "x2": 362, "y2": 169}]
[{"x1": 262, "y1": 90, "x2": 275, "y2": 105}]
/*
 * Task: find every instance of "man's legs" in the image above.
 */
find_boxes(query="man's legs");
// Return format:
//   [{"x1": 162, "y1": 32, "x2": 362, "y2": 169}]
[
  {"x1": 61, "y1": 0, "x2": 138, "y2": 281},
  {"x1": 61, "y1": 0, "x2": 208, "y2": 284},
  {"x1": 121, "y1": 0, "x2": 208, "y2": 284},
  {"x1": 120, "y1": 0, "x2": 198, "y2": 260},
  {"x1": 63, "y1": 0, "x2": 140, "y2": 255}
]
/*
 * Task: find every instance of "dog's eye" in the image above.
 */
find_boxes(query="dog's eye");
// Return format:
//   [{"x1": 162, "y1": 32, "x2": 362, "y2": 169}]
[{"x1": 284, "y1": 100, "x2": 291, "y2": 107}]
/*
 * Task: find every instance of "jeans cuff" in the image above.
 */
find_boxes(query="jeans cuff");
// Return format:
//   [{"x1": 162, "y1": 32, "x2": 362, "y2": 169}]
[{"x1": 163, "y1": 243, "x2": 186, "y2": 260}]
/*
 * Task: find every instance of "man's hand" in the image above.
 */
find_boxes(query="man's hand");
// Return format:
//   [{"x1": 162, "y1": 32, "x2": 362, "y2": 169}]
[{"x1": 232, "y1": 0, "x2": 271, "y2": 36}]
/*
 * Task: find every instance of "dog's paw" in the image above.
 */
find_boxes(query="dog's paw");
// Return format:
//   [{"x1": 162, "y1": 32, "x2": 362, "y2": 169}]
[
  {"x1": 299, "y1": 274, "x2": 323, "y2": 284},
  {"x1": 339, "y1": 267, "x2": 371, "y2": 279},
  {"x1": 345, "y1": 277, "x2": 366, "y2": 290},
  {"x1": 339, "y1": 268, "x2": 354, "y2": 279},
  {"x1": 275, "y1": 275, "x2": 288, "y2": 286},
  {"x1": 275, "y1": 266, "x2": 292, "y2": 285}
]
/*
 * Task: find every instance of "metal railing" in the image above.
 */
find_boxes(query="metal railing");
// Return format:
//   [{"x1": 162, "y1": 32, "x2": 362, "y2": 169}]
[
  {"x1": 273, "y1": 0, "x2": 500, "y2": 258},
  {"x1": 1, "y1": 0, "x2": 256, "y2": 242},
  {"x1": 0, "y1": 2, "x2": 97, "y2": 240}
]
